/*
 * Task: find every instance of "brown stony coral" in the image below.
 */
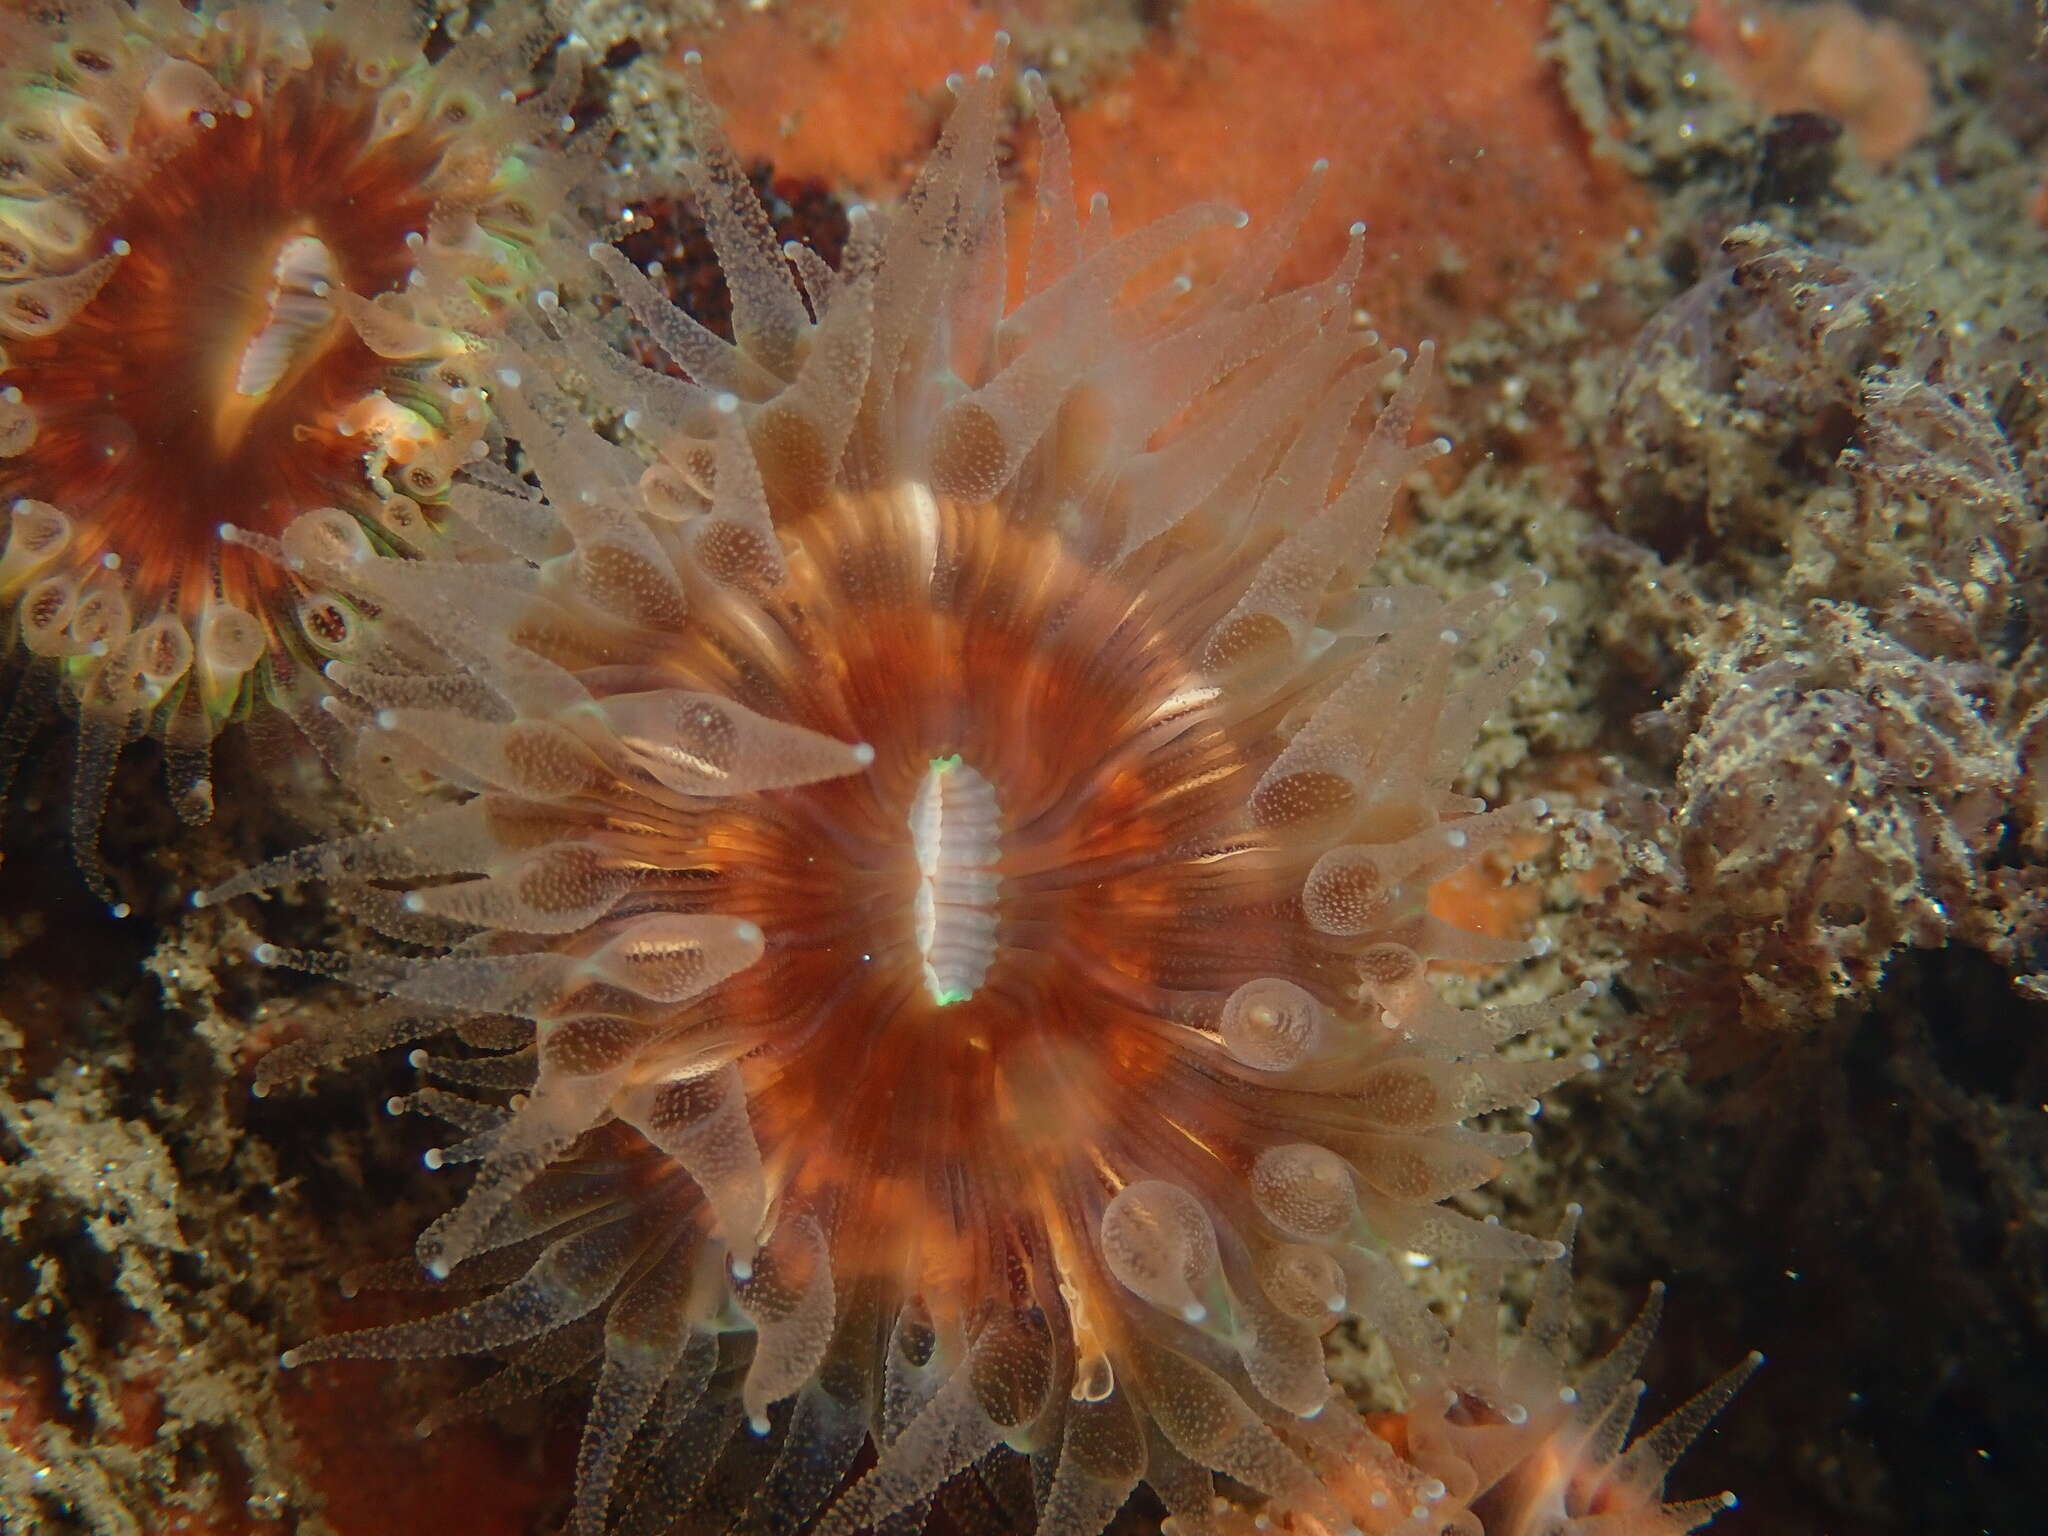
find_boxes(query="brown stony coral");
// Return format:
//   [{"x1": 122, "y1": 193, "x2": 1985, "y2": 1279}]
[
  {"x1": 0, "y1": 0, "x2": 585, "y2": 909},
  {"x1": 189, "y1": 45, "x2": 1755, "y2": 1536},
  {"x1": 1593, "y1": 595, "x2": 2021, "y2": 1053},
  {"x1": 1579, "y1": 225, "x2": 2048, "y2": 1063}
]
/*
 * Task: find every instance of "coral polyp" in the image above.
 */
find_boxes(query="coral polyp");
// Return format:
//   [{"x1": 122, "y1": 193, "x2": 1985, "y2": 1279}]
[
  {"x1": 0, "y1": 0, "x2": 580, "y2": 906},
  {"x1": 205, "y1": 50, "x2": 1739, "y2": 1536},
  {"x1": 1181, "y1": 1213, "x2": 1758, "y2": 1536}
]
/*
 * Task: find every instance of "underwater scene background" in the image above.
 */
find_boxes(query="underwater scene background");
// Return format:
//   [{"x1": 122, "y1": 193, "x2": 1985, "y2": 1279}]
[{"x1": 2, "y1": 2, "x2": 2044, "y2": 1534}]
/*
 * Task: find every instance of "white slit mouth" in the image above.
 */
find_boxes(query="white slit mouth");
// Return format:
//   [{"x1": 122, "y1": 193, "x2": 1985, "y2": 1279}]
[
  {"x1": 234, "y1": 231, "x2": 340, "y2": 401},
  {"x1": 909, "y1": 753, "x2": 1002, "y2": 1005}
]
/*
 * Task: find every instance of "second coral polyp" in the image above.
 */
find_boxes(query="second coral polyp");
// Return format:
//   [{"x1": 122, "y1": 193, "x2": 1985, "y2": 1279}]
[
  {"x1": 5, "y1": 47, "x2": 452, "y2": 628},
  {"x1": 0, "y1": 1, "x2": 570, "y2": 899}
]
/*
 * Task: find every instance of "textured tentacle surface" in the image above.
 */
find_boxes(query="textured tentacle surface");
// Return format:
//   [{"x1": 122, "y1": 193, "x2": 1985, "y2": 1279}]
[{"x1": 211, "y1": 45, "x2": 1748, "y2": 1536}]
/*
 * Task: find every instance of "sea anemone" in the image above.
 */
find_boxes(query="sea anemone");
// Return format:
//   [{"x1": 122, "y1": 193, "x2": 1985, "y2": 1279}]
[
  {"x1": 202, "y1": 45, "x2": 1681, "y2": 1536},
  {"x1": 1361, "y1": 1210, "x2": 1758, "y2": 1536},
  {"x1": 0, "y1": 0, "x2": 584, "y2": 909},
  {"x1": 1206, "y1": 1218, "x2": 1759, "y2": 1536}
]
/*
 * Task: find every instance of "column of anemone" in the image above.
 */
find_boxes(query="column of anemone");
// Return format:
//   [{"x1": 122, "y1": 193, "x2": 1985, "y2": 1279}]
[{"x1": 0, "y1": 0, "x2": 585, "y2": 906}]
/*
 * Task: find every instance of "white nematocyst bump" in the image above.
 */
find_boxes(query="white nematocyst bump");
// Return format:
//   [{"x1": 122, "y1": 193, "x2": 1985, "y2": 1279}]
[
  {"x1": 1100, "y1": 1180, "x2": 1221, "y2": 1323},
  {"x1": 1219, "y1": 977, "x2": 1325, "y2": 1071},
  {"x1": 1250, "y1": 1144, "x2": 1359, "y2": 1239}
]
